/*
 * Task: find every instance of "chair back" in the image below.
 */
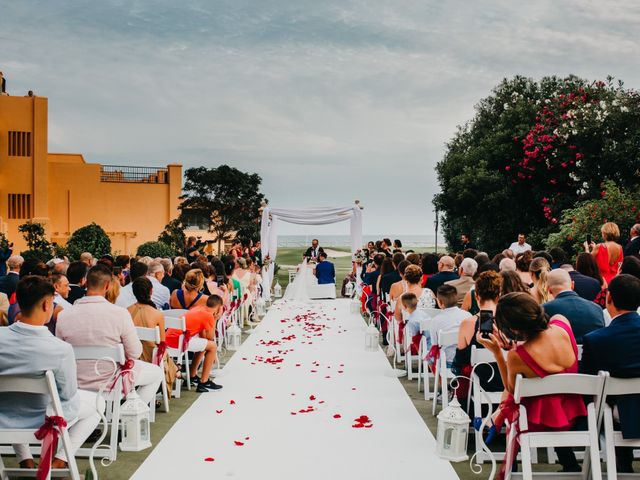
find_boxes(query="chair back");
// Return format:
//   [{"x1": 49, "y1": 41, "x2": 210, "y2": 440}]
[
  {"x1": 164, "y1": 309, "x2": 187, "y2": 318},
  {"x1": 135, "y1": 325, "x2": 161, "y2": 344},
  {"x1": 576, "y1": 344, "x2": 583, "y2": 362},
  {"x1": 163, "y1": 316, "x2": 186, "y2": 331},
  {"x1": 419, "y1": 307, "x2": 440, "y2": 319},
  {"x1": 72, "y1": 344, "x2": 126, "y2": 364},
  {"x1": 470, "y1": 344, "x2": 507, "y2": 365},
  {"x1": 600, "y1": 372, "x2": 640, "y2": 398},
  {"x1": 514, "y1": 372, "x2": 605, "y2": 402},
  {"x1": 438, "y1": 329, "x2": 458, "y2": 348}
]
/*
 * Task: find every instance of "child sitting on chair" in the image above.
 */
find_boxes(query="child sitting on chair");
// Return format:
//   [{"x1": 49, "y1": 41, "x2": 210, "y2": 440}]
[{"x1": 401, "y1": 292, "x2": 428, "y2": 358}]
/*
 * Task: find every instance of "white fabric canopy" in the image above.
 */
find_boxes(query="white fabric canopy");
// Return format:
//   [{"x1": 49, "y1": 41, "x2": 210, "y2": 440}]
[{"x1": 260, "y1": 203, "x2": 363, "y2": 298}]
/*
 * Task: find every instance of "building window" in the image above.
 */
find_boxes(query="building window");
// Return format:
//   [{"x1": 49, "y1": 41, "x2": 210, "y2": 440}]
[
  {"x1": 182, "y1": 210, "x2": 210, "y2": 230},
  {"x1": 8, "y1": 131, "x2": 32, "y2": 157},
  {"x1": 7, "y1": 194, "x2": 32, "y2": 219}
]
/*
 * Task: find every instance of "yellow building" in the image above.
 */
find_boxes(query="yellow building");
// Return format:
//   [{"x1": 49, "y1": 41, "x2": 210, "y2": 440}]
[{"x1": 0, "y1": 94, "x2": 183, "y2": 255}]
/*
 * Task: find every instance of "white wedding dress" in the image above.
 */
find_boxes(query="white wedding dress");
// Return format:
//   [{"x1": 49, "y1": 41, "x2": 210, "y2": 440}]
[{"x1": 284, "y1": 259, "x2": 312, "y2": 303}]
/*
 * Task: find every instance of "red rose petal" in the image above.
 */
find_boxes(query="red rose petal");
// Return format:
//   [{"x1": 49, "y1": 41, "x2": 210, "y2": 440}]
[
  {"x1": 310, "y1": 370, "x2": 317, "y2": 373},
  {"x1": 204, "y1": 457, "x2": 215, "y2": 462},
  {"x1": 255, "y1": 396, "x2": 263, "y2": 399},
  {"x1": 216, "y1": 410, "x2": 223, "y2": 414},
  {"x1": 245, "y1": 436, "x2": 250, "y2": 440},
  {"x1": 352, "y1": 423, "x2": 364, "y2": 428},
  {"x1": 333, "y1": 414, "x2": 341, "y2": 419},
  {"x1": 309, "y1": 395, "x2": 316, "y2": 401},
  {"x1": 291, "y1": 412, "x2": 297, "y2": 415},
  {"x1": 234, "y1": 441, "x2": 244, "y2": 446},
  {"x1": 352, "y1": 388, "x2": 356, "y2": 391},
  {"x1": 230, "y1": 400, "x2": 236, "y2": 405}
]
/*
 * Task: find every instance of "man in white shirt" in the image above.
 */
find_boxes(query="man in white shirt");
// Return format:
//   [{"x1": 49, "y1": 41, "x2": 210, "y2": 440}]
[
  {"x1": 0, "y1": 276, "x2": 104, "y2": 471},
  {"x1": 508, "y1": 233, "x2": 532, "y2": 255},
  {"x1": 147, "y1": 261, "x2": 171, "y2": 310},
  {"x1": 116, "y1": 261, "x2": 150, "y2": 309},
  {"x1": 52, "y1": 273, "x2": 73, "y2": 309},
  {"x1": 429, "y1": 285, "x2": 469, "y2": 366}
]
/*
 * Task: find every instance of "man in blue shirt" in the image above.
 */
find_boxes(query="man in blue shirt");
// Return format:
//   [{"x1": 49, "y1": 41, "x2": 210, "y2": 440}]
[
  {"x1": 0, "y1": 276, "x2": 104, "y2": 471},
  {"x1": 314, "y1": 252, "x2": 335, "y2": 285}
]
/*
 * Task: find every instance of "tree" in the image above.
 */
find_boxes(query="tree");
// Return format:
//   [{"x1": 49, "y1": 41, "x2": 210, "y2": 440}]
[
  {"x1": 434, "y1": 75, "x2": 640, "y2": 253},
  {"x1": 66, "y1": 223, "x2": 111, "y2": 260},
  {"x1": 180, "y1": 165, "x2": 265, "y2": 251},
  {"x1": 137, "y1": 241, "x2": 175, "y2": 258},
  {"x1": 18, "y1": 221, "x2": 53, "y2": 263},
  {"x1": 158, "y1": 218, "x2": 186, "y2": 256}
]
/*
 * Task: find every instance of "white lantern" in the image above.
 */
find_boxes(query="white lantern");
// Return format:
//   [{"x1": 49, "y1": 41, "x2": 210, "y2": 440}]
[
  {"x1": 255, "y1": 297, "x2": 267, "y2": 318},
  {"x1": 274, "y1": 281, "x2": 282, "y2": 298},
  {"x1": 345, "y1": 281, "x2": 355, "y2": 298},
  {"x1": 435, "y1": 396, "x2": 470, "y2": 462},
  {"x1": 364, "y1": 323, "x2": 379, "y2": 352},
  {"x1": 227, "y1": 322, "x2": 242, "y2": 351},
  {"x1": 119, "y1": 390, "x2": 152, "y2": 452}
]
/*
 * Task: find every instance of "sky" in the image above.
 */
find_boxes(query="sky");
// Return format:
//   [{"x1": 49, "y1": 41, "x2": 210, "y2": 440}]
[{"x1": 2, "y1": 0, "x2": 640, "y2": 235}]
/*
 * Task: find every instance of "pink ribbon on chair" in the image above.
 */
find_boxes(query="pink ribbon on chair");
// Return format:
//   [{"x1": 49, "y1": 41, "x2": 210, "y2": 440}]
[
  {"x1": 34, "y1": 415, "x2": 67, "y2": 480},
  {"x1": 180, "y1": 331, "x2": 192, "y2": 354},
  {"x1": 108, "y1": 358, "x2": 136, "y2": 396},
  {"x1": 425, "y1": 344, "x2": 441, "y2": 373},
  {"x1": 496, "y1": 395, "x2": 524, "y2": 480},
  {"x1": 154, "y1": 341, "x2": 167, "y2": 366}
]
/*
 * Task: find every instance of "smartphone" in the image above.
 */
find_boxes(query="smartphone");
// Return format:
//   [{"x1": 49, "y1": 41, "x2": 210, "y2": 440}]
[
  {"x1": 479, "y1": 310, "x2": 494, "y2": 339},
  {"x1": 216, "y1": 275, "x2": 225, "y2": 285},
  {"x1": 586, "y1": 234, "x2": 592, "y2": 244}
]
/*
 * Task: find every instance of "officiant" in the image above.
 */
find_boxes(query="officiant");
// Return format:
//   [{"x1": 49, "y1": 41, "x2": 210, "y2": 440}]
[{"x1": 303, "y1": 239, "x2": 325, "y2": 260}]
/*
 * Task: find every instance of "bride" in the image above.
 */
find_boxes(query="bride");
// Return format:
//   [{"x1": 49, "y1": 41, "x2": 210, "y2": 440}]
[{"x1": 284, "y1": 259, "x2": 312, "y2": 303}]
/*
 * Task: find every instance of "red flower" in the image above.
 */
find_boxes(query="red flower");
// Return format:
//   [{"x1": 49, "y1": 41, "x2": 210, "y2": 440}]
[
  {"x1": 204, "y1": 457, "x2": 215, "y2": 462},
  {"x1": 234, "y1": 441, "x2": 244, "y2": 446}
]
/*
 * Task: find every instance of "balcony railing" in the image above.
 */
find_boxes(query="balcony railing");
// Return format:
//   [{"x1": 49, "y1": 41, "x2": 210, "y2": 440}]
[{"x1": 100, "y1": 165, "x2": 169, "y2": 184}]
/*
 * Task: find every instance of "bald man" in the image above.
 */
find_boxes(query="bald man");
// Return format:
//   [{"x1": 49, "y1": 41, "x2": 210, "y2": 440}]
[
  {"x1": 543, "y1": 269, "x2": 605, "y2": 343},
  {"x1": 425, "y1": 255, "x2": 459, "y2": 295}
]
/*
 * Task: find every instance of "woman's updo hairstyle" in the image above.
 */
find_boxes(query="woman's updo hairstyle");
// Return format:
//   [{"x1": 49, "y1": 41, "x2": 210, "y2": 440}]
[
  {"x1": 495, "y1": 291, "x2": 549, "y2": 342},
  {"x1": 403, "y1": 264, "x2": 423, "y2": 285},
  {"x1": 474, "y1": 270, "x2": 502, "y2": 302},
  {"x1": 183, "y1": 269, "x2": 205, "y2": 292}
]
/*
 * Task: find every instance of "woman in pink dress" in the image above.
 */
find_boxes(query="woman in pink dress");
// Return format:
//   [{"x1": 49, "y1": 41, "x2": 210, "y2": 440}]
[
  {"x1": 477, "y1": 292, "x2": 586, "y2": 477},
  {"x1": 584, "y1": 221, "x2": 623, "y2": 285}
]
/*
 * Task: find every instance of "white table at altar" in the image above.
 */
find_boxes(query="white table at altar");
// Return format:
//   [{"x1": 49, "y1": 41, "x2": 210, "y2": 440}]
[
  {"x1": 132, "y1": 299, "x2": 458, "y2": 480},
  {"x1": 288, "y1": 262, "x2": 336, "y2": 299}
]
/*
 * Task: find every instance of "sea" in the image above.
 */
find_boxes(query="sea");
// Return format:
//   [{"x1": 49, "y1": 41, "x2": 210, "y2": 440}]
[{"x1": 278, "y1": 234, "x2": 444, "y2": 249}]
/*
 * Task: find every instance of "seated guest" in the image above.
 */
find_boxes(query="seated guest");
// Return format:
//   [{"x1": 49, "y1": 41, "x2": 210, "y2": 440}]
[
  {"x1": 394, "y1": 265, "x2": 436, "y2": 322},
  {"x1": 445, "y1": 257, "x2": 477, "y2": 306},
  {"x1": 453, "y1": 271, "x2": 504, "y2": 397},
  {"x1": 388, "y1": 260, "x2": 411, "y2": 307},
  {"x1": 51, "y1": 273, "x2": 72, "y2": 309},
  {"x1": 580, "y1": 274, "x2": 640, "y2": 473},
  {"x1": 166, "y1": 295, "x2": 224, "y2": 392},
  {"x1": 620, "y1": 255, "x2": 640, "y2": 279},
  {"x1": 478, "y1": 292, "x2": 586, "y2": 461},
  {"x1": 79, "y1": 252, "x2": 93, "y2": 267},
  {"x1": 0, "y1": 276, "x2": 104, "y2": 472},
  {"x1": 128, "y1": 277, "x2": 179, "y2": 395},
  {"x1": 515, "y1": 250, "x2": 533, "y2": 287},
  {"x1": 427, "y1": 285, "x2": 469, "y2": 366},
  {"x1": 576, "y1": 252, "x2": 608, "y2": 307},
  {"x1": 116, "y1": 261, "x2": 149, "y2": 308},
  {"x1": 314, "y1": 252, "x2": 336, "y2": 285},
  {"x1": 379, "y1": 252, "x2": 404, "y2": 300},
  {"x1": 160, "y1": 258, "x2": 181, "y2": 293},
  {"x1": 362, "y1": 253, "x2": 384, "y2": 296},
  {"x1": 529, "y1": 256, "x2": 550, "y2": 304},
  {"x1": 146, "y1": 261, "x2": 171, "y2": 309},
  {"x1": 499, "y1": 258, "x2": 516, "y2": 272},
  {"x1": 420, "y1": 253, "x2": 439, "y2": 287},
  {"x1": 66, "y1": 261, "x2": 88, "y2": 304},
  {"x1": 0, "y1": 254, "x2": 22, "y2": 297},
  {"x1": 401, "y1": 292, "x2": 428, "y2": 356},
  {"x1": 105, "y1": 274, "x2": 121, "y2": 304},
  {"x1": 500, "y1": 270, "x2": 530, "y2": 296},
  {"x1": 170, "y1": 269, "x2": 209, "y2": 309},
  {"x1": 549, "y1": 247, "x2": 567, "y2": 270},
  {"x1": 425, "y1": 255, "x2": 459, "y2": 294},
  {"x1": 375, "y1": 257, "x2": 394, "y2": 296},
  {"x1": 623, "y1": 223, "x2": 640, "y2": 258},
  {"x1": 461, "y1": 262, "x2": 500, "y2": 314},
  {"x1": 561, "y1": 263, "x2": 601, "y2": 302},
  {"x1": 543, "y1": 269, "x2": 604, "y2": 343},
  {"x1": 56, "y1": 265, "x2": 163, "y2": 406}
]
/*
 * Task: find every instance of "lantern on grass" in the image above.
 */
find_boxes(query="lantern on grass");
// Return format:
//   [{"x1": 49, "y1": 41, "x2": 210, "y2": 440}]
[
  {"x1": 274, "y1": 281, "x2": 283, "y2": 298},
  {"x1": 435, "y1": 396, "x2": 470, "y2": 462},
  {"x1": 345, "y1": 281, "x2": 355, "y2": 298},
  {"x1": 119, "y1": 390, "x2": 152, "y2": 452},
  {"x1": 364, "y1": 323, "x2": 379, "y2": 352},
  {"x1": 255, "y1": 297, "x2": 267, "y2": 318},
  {"x1": 227, "y1": 322, "x2": 242, "y2": 351}
]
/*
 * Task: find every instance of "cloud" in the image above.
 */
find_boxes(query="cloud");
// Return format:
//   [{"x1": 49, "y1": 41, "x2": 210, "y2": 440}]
[{"x1": 1, "y1": 0, "x2": 639, "y2": 236}]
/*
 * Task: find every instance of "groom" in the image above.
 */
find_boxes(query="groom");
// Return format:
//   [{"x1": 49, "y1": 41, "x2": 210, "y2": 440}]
[
  {"x1": 314, "y1": 252, "x2": 335, "y2": 285},
  {"x1": 303, "y1": 239, "x2": 325, "y2": 260}
]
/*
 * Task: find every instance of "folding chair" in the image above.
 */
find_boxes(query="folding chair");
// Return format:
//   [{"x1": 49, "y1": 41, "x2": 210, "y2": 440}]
[
  {"x1": 600, "y1": 373, "x2": 640, "y2": 480},
  {"x1": 432, "y1": 329, "x2": 458, "y2": 415},
  {"x1": 164, "y1": 309, "x2": 187, "y2": 318},
  {"x1": 0, "y1": 371, "x2": 81, "y2": 480},
  {"x1": 135, "y1": 326, "x2": 169, "y2": 420},
  {"x1": 504, "y1": 372, "x2": 605, "y2": 480},
  {"x1": 73, "y1": 344, "x2": 126, "y2": 462},
  {"x1": 163, "y1": 314, "x2": 188, "y2": 396}
]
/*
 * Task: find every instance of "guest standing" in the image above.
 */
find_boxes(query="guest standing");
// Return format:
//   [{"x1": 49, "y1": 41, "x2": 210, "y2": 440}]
[{"x1": 584, "y1": 221, "x2": 624, "y2": 285}]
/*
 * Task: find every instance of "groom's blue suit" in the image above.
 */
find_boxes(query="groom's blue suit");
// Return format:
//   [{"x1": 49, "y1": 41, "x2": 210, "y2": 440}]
[{"x1": 315, "y1": 261, "x2": 335, "y2": 285}]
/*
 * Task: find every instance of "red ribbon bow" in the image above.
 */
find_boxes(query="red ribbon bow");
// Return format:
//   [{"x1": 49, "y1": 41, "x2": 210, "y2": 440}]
[
  {"x1": 108, "y1": 358, "x2": 136, "y2": 396},
  {"x1": 154, "y1": 341, "x2": 167, "y2": 366},
  {"x1": 180, "y1": 331, "x2": 192, "y2": 354},
  {"x1": 426, "y1": 344, "x2": 441, "y2": 373},
  {"x1": 497, "y1": 395, "x2": 523, "y2": 480},
  {"x1": 34, "y1": 415, "x2": 67, "y2": 480}
]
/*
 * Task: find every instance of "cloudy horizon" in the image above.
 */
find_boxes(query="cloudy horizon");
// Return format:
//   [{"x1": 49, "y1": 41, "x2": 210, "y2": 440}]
[{"x1": 2, "y1": 0, "x2": 639, "y2": 236}]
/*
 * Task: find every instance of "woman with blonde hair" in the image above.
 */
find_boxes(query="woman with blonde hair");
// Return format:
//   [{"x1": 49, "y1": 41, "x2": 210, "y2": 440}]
[
  {"x1": 584, "y1": 221, "x2": 624, "y2": 285},
  {"x1": 105, "y1": 275, "x2": 121, "y2": 304},
  {"x1": 529, "y1": 257, "x2": 550, "y2": 304},
  {"x1": 170, "y1": 268, "x2": 209, "y2": 309}
]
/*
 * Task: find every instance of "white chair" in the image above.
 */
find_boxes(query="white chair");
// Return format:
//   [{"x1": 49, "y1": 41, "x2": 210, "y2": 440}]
[
  {"x1": 163, "y1": 314, "x2": 188, "y2": 396},
  {"x1": 600, "y1": 373, "x2": 640, "y2": 480},
  {"x1": 72, "y1": 344, "x2": 126, "y2": 462},
  {"x1": 504, "y1": 372, "x2": 606, "y2": 480},
  {"x1": 0, "y1": 371, "x2": 81, "y2": 480},
  {"x1": 164, "y1": 309, "x2": 187, "y2": 318},
  {"x1": 135, "y1": 326, "x2": 169, "y2": 420},
  {"x1": 432, "y1": 329, "x2": 458, "y2": 415},
  {"x1": 404, "y1": 324, "x2": 422, "y2": 381}
]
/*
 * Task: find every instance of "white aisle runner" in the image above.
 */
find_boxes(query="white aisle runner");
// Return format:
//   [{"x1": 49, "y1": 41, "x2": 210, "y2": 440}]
[{"x1": 132, "y1": 299, "x2": 459, "y2": 480}]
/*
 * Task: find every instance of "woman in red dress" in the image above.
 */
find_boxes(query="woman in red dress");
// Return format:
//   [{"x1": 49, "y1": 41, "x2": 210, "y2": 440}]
[
  {"x1": 477, "y1": 292, "x2": 586, "y2": 476},
  {"x1": 584, "y1": 221, "x2": 623, "y2": 285}
]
